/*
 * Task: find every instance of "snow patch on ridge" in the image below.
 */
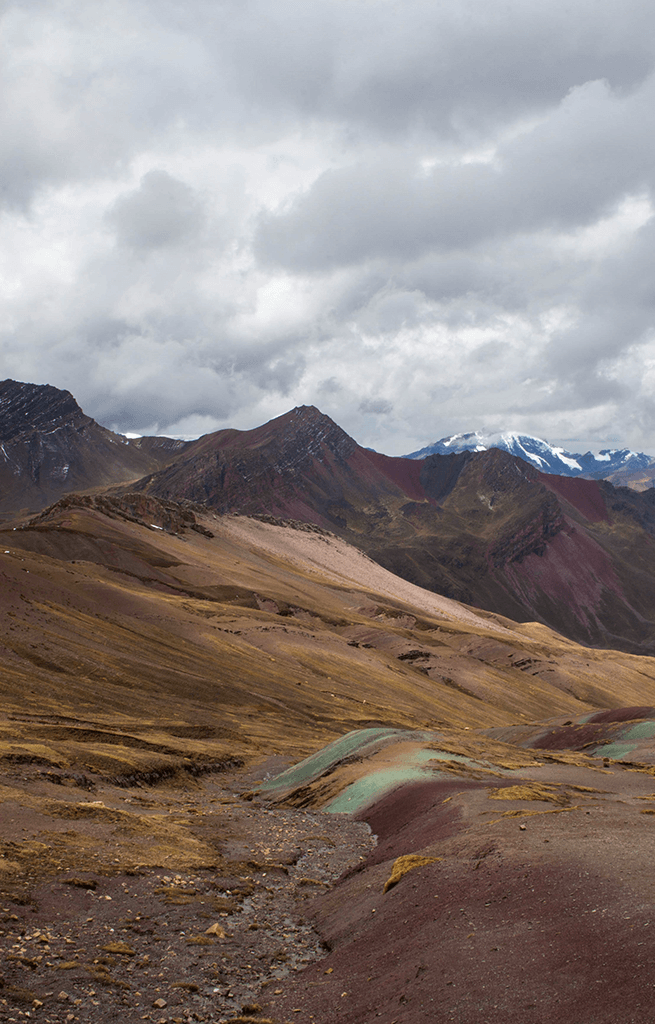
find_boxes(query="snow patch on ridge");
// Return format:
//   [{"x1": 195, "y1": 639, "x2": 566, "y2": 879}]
[{"x1": 550, "y1": 447, "x2": 581, "y2": 472}]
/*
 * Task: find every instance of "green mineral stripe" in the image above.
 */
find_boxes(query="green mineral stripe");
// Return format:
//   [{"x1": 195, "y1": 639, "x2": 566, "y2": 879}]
[
  {"x1": 258, "y1": 727, "x2": 437, "y2": 794},
  {"x1": 588, "y1": 742, "x2": 638, "y2": 760},
  {"x1": 324, "y1": 766, "x2": 434, "y2": 814},
  {"x1": 622, "y1": 721, "x2": 655, "y2": 740},
  {"x1": 324, "y1": 749, "x2": 478, "y2": 814}
]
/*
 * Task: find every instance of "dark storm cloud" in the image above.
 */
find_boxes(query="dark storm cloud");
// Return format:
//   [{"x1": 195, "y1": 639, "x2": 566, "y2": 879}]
[
  {"x1": 3, "y1": 0, "x2": 655, "y2": 451},
  {"x1": 218, "y1": 0, "x2": 655, "y2": 136},
  {"x1": 359, "y1": 397, "x2": 393, "y2": 416},
  {"x1": 4, "y1": 0, "x2": 654, "y2": 210}
]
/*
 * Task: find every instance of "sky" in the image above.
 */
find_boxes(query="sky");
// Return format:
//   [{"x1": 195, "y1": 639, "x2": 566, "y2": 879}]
[{"x1": 3, "y1": 0, "x2": 655, "y2": 455}]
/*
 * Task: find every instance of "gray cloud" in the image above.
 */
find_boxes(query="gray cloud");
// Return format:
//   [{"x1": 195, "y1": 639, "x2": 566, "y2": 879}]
[
  {"x1": 255, "y1": 79, "x2": 655, "y2": 272},
  {"x1": 359, "y1": 397, "x2": 393, "y2": 416},
  {"x1": 107, "y1": 171, "x2": 204, "y2": 250},
  {"x1": 2, "y1": 0, "x2": 655, "y2": 453}
]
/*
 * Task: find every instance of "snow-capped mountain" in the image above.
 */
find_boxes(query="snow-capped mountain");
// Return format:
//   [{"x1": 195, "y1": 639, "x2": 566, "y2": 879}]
[{"x1": 404, "y1": 430, "x2": 655, "y2": 480}]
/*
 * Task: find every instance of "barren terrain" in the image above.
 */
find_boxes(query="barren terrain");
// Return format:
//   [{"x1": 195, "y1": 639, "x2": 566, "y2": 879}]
[{"x1": 3, "y1": 500, "x2": 655, "y2": 1022}]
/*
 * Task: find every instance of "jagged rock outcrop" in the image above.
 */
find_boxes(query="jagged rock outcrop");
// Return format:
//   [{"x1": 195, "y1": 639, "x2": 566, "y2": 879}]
[{"x1": 27, "y1": 491, "x2": 214, "y2": 537}]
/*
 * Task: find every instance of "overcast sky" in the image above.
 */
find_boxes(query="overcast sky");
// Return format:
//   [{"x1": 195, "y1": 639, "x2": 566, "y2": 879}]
[{"x1": 3, "y1": 0, "x2": 655, "y2": 454}]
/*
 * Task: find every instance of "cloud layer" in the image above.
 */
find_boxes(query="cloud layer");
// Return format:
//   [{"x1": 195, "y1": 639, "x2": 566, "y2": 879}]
[{"x1": 2, "y1": 0, "x2": 655, "y2": 453}]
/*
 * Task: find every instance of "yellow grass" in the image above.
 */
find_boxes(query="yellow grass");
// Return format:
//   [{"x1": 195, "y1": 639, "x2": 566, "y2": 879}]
[
  {"x1": 488, "y1": 783, "x2": 569, "y2": 805},
  {"x1": 383, "y1": 854, "x2": 442, "y2": 893}
]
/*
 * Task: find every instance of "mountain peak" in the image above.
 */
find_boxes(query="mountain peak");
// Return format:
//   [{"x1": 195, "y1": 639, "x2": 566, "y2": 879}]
[
  {"x1": 0, "y1": 379, "x2": 88, "y2": 440},
  {"x1": 232, "y1": 404, "x2": 357, "y2": 464},
  {"x1": 405, "y1": 428, "x2": 654, "y2": 481}
]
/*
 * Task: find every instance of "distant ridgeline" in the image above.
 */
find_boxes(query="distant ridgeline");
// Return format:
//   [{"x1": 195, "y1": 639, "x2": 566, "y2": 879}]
[
  {"x1": 404, "y1": 430, "x2": 655, "y2": 482},
  {"x1": 6, "y1": 379, "x2": 655, "y2": 654}
]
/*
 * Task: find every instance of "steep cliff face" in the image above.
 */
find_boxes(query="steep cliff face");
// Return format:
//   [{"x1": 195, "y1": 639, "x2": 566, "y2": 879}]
[
  {"x1": 0, "y1": 380, "x2": 188, "y2": 515},
  {"x1": 0, "y1": 379, "x2": 86, "y2": 438}
]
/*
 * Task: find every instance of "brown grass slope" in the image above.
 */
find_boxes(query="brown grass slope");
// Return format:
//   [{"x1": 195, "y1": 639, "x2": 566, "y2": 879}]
[
  {"x1": 602, "y1": 459, "x2": 655, "y2": 491},
  {"x1": 3, "y1": 495, "x2": 655, "y2": 783}
]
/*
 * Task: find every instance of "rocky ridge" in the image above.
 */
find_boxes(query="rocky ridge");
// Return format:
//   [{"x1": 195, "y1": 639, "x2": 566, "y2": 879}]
[{"x1": 0, "y1": 380, "x2": 188, "y2": 516}]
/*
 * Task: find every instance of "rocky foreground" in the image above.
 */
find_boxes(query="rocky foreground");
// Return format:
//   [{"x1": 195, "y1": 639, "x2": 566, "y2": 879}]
[
  {"x1": 0, "y1": 756, "x2": 372, "y2": 1024},
  {"x1": 4, "y1": 746, "x2": 655, "y2": 1024}
]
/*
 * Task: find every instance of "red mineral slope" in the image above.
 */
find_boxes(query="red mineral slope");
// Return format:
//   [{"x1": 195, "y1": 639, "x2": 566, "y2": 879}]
[
  {"x1": 539, "y1": 471, "x2": 609, "y2": 523},
  {"x1": 262, "y1": 749, "x2": 655, "y2": 1024},
  {"x1": 359, "y1": 447, "x2": 428, "y2": 502}
]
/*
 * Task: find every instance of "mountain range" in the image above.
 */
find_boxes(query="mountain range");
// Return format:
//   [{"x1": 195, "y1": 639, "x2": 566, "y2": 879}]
[
  {"x1": 124, "y1": 403, "x2": 655, "y2": 654},
  {"x1": 405, "y1": 428, "x2": 655, "y2": 486},
  {"x1": 4, "y1": 378, "x2": 655, "y2": 654},
  {"x1": 5, "y1": 378, "x2": 655, "y2": 1022}
]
